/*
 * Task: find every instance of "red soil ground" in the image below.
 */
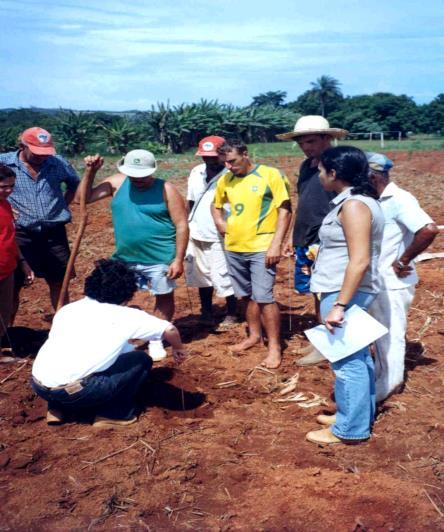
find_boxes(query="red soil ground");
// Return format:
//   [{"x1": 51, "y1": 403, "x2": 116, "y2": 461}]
[{"x1": 0, "y1": 151, "x2": 443, "y2": 530}]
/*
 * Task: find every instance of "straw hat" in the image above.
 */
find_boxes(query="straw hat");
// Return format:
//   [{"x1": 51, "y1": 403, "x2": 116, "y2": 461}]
[{"x1": 276, "y1": 115, "x2": 348, "y2": 141}]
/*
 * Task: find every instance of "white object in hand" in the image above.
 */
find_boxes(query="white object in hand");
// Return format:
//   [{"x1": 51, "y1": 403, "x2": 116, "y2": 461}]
[{"x1": 304, "y1": 305, "x2": 388, "y2": 363}]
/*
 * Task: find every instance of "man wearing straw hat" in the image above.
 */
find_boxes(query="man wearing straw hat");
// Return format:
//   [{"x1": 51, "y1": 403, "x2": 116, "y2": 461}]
[
  {"x1": 83, "y1": 150, "x2": 189, "y2": 362},
  {"x1": 277, "y1": 116, "x2": 347, "y2": 366}
]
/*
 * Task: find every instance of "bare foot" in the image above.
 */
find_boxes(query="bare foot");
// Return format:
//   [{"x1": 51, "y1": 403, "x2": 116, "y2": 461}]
[
  {"x1": 261, "y1": 350, "x2": 282, "y2": 369},
  {"x1": 230, "y1": 336, "x2": 261, "y2": 353}
]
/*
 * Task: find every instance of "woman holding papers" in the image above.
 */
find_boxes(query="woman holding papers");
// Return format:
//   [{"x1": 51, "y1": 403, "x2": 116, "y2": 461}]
[{"x1": 306, "y1": 146, "x2": 384, "y2": 445}]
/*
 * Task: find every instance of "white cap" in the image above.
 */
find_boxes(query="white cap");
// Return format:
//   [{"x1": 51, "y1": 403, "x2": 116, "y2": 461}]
[{"x1": 117, "y1": 149, "x2": 157, "y2": 178}]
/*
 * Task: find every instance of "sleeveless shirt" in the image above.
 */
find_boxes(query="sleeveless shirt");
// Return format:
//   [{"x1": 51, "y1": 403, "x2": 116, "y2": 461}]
[
  {"x1": 111, "y1": 177, "x2": 176, "y2": 265},
  {"x1": 310, "y1": 187, "x2": 384, "y2": 294}
]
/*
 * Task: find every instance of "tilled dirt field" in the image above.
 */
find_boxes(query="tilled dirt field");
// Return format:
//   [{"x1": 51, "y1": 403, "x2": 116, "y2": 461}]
[{"x1": 0, "y1": 151, "x2": 443, "y2": 530}]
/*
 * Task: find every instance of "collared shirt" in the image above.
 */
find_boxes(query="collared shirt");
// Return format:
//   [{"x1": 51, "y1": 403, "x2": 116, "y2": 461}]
[
  {"x1": 0, "y1": 151, "x2": 80, "y2": 230},
  {"x1": 187, "y1": 163, "x2": 228, "y2": 242},
  {"x1": 310, "y1": 188, "x2": 384, "y2": 294},
  {"x1": 378, "y1": 181, "x2": 433, "y2": 290},
  {"x1": 32, "y1": 297, "x2": 170, "y2": 387}
]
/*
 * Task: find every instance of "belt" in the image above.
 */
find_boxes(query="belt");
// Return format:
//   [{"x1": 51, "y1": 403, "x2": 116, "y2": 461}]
[{"x1": 33, "y1": 376, "x2": 85, "y2": 395}]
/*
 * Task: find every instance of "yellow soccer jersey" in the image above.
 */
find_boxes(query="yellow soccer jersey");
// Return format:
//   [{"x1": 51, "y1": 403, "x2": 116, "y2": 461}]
[{"x1": 214, "y1": 164, "x2": 290, "y2": 252}]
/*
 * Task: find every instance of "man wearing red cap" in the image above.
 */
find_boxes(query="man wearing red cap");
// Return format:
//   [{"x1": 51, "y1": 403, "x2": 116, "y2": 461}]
[
  {"x1": 0, "y1": 127, "x2": 81, "y2": 312},
  {"x1": 186, "y1": 136, "x2": 237, "y2": 329}
]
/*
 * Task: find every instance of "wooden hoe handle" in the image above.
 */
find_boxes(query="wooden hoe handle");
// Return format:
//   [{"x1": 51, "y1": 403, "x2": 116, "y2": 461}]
[{"x1": 56, "y1": 167, "x2": 96, "y2": 311}]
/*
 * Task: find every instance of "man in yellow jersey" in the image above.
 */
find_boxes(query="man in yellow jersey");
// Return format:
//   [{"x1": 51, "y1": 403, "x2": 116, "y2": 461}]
[{"x1": 212, "y1": 139, "x2": 291, "y2": 368}]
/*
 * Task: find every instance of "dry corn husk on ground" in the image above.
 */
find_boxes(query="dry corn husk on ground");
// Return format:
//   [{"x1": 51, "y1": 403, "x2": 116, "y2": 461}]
[{"x1": 273, "y1": 373, "x2": 328, "y2": 408}]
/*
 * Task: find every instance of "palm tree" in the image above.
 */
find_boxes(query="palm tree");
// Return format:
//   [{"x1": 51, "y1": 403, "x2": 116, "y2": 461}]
[{"x1": 310, "y1": 76, "x2": 342, "y2": 117}]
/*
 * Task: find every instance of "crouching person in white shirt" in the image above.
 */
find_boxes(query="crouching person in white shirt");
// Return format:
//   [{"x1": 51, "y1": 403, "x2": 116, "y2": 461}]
[
  {"x1": 367, "y1": 153, "x2": 439, "y2": 403},
  {"x1": 32, "y1": 259, "x2": 187, "y2": 427}
]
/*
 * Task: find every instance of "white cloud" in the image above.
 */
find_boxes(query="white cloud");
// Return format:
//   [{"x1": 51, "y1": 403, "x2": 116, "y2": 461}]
[{"x1": 1, "y1": 0, "x2": 443, "y2": 109}]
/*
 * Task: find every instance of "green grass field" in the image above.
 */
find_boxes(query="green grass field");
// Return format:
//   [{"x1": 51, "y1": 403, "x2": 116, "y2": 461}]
[
  {"x1": 248, "y1": 137, "x2": 444, "y2": 158},
  {"x1": 71, "y1": 136, "x2": 444, "y2": 180}
]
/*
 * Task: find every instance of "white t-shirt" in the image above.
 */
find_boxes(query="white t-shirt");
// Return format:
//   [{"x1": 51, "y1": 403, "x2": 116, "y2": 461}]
[
  {"x1": 32, "y1": 297, "x2": 170, "y2": 387},
  {"x1": 187, "y1": 163, "x2": 228, "y2": 242},
  {"x1": 378, "y1": 182, "x2": 434, "y2": 290}
]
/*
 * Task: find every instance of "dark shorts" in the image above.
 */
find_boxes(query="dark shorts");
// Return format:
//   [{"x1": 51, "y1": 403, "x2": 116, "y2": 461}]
[{"x1": 15, "y1": 225, "x2": 71, "y2": 285}]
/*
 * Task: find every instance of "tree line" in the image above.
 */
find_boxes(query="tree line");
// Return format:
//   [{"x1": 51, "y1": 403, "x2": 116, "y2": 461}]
[{"x1": 0, "y1": 76, "x2": 442, "y2": 155}]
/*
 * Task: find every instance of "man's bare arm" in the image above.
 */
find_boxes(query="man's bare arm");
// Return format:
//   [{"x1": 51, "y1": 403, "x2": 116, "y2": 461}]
[
  {"x1": 73, "y1": 159, "x2": 124, "y2": 205},
  {"x1": 164, "y1": 181, "x2": 189, "y2": 279},
  {"x1": 393, "y1": 223, "x2": 439, "y2": 277},
  {"x1": 282, "y1": 210, "x2": 296, "y2": 256},
  {"x1": 211, "y1": 204, "x2": 227, "y2": 236},
  {"x1": 266, "y1": 200, "x2": 292, "y2": 267}
]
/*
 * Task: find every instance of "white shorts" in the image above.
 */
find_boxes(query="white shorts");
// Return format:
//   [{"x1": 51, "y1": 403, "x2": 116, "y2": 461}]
[
  {"x1": 185, "y1": 238, "x2": 234, "y2": 298},
  {"x1": 129, "y1": 263, "x2": 176, "y2": 295}
]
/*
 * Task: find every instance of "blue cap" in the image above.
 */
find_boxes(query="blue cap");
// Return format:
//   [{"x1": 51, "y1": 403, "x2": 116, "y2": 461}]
[{"x1": 366, "y1": 152, "x2": 393, "y2": 172}]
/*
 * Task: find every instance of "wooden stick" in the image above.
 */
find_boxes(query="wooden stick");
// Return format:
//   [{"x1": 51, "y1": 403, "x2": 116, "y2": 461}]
[
  {"x1": 56, "y1": 164, "x2": 97, "y2": 311},
  {"x1": 81, "y1": 440, "x2": 139, "y2": 468},
  {"x1": 0, "y1": 361, "x2": 27, "y2": 385},
  {"x1": 423, "y1": 489, "x2": 444, "y2": 518},
  {"x1": 288, "y1": 256, "x2": 292, "y2": 332}
]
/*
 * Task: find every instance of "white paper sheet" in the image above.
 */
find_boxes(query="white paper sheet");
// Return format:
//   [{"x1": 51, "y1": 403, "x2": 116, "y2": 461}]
[{"x1": 304, "y1": 305, "x2": 388, "y2": 363}]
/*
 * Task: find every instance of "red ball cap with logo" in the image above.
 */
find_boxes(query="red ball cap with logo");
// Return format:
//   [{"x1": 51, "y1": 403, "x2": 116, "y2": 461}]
[
  {"x1": 20, "y1": 127, "x2": 56, "y2": 155},
  {"x1": 195, "y1": 135, "x2": 226, "y2": 157}
]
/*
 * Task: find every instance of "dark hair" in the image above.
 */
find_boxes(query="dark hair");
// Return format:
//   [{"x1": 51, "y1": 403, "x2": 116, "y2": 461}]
[
  {"x1": 320, "y1": 146, "x2": 378, "y2": 198},
  {"x1": 84, "y1": 259, "x2": 138, "y2": 305},
  {"x1": 217, "y1": 138, "x2": 248, "y2": 156},
  {"x1": 0, "y1": 164, "x2": 16, "y2": 181}
]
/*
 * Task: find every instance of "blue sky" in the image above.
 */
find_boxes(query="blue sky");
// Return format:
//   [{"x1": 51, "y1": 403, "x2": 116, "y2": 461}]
[{"x1": 1, "y1": 0, "x2": 443, "y2": 110}]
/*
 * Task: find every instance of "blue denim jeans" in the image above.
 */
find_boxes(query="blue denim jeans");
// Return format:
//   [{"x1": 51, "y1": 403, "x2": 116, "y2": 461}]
[
  {"x1": 320, "y1": 291, "x2": 376, "y2": 440},
  {"x1": 32, "y1": 350, "x2": 152, "y2": 421},
  {"x1": 294, "y1": 246, "x2": 313, "y2": 294}
]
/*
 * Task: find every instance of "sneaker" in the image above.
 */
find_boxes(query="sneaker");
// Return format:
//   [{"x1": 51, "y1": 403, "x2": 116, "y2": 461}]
[
  {"x1": 93, "y1": 416, "x2": 137, "y2": 427},
  {"x1": 215, "y1": 315, "x2": 238, "y2": 332},
  {"x1": 148, "y1": 340, "x2": 167, "y2": 361}
]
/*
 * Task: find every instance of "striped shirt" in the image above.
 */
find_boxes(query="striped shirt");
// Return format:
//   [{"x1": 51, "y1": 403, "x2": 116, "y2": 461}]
[{"x1": 0, "y1": 151, "x2": 80, "y2": 230}]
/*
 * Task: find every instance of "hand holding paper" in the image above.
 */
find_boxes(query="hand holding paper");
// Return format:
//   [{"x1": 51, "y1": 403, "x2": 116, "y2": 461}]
[{"x1": 304, "y1": 305, "x2": 388, "y2": 363}]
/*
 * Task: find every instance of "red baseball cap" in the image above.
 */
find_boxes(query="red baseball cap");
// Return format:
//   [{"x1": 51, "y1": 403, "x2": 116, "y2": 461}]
[
  {"x1": 20, "y1": 127, "x2": 56, "y2": 155},
  {"x1": 195, "y1": 135, "x2": 225, "y2": 157}
]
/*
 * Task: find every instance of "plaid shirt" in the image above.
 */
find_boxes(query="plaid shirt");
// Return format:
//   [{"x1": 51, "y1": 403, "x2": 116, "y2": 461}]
[{"x1": 0, "y1": 151, "x2": 80, "y2": 230}]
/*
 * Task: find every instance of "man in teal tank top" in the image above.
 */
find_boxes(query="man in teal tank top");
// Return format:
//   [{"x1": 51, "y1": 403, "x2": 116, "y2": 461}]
[{"x1": 82, "y1": 151, "x2": 189, "y2": 361}]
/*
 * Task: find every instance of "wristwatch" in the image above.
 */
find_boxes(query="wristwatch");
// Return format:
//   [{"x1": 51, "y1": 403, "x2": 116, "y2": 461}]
[{"x1": 333, "y1": 301, "x2": 347, "y2": 308}]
